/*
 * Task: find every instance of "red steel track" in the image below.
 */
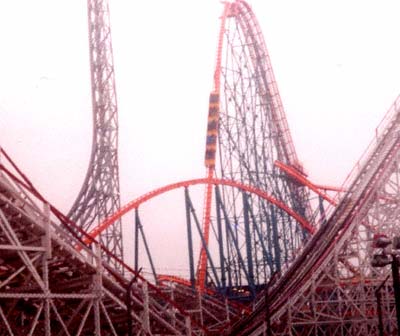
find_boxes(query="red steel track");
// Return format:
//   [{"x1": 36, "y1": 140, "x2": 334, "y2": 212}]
[
  {"x1": 0, "y1": 147, "x2": 246, "y2": 334},
  {"x1": 7, "y1": 0, "x2": 398, "y2": 334},
  {"x1": 83, "y1": 177, "x2": 315, "y2": 247},
  {"x1": 228, "y1": 94, "x2": 400, "y2": 335}
]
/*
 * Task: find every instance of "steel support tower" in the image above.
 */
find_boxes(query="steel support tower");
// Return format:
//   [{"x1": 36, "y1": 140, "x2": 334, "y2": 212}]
[
  {"x1": 197, "y1": 0, "x2": 314, "y2": 296},
  {"x1": 0, "y1": 148, "x2": 242, "y2": 335},
  {"x1": 228, "y1": 96, "x2": 400, "y2": 335},
  {"x1": 68, "y1": 0, "x2": 123, "y2": 271}
]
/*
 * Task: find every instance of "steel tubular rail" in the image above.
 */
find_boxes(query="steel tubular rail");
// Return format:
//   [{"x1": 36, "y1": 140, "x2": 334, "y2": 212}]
[
  {"x1": 268, "y1": 97, "x2": 400, "y2": 313},
  {"x1": 67, "y1": 0, "x2": 124, "y2": 271},
  {"x1": 233, "y1": 0, "x2": 302, "y2": 172},
  {"x1": 228, "y1": 95, "x2": 400, "y2": 334},
  {"x1": 82, "y1": 177, "x2": 314, "y2": 246},
  {"x1": 0, "y1": 149, "x2": 207, "y2": 335},
  {"x1": 214, "y1": 0, "x2": 314, "y2": 288}
]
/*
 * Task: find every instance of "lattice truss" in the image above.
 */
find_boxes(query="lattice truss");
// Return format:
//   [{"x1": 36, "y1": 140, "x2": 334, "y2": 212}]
[
  {"x1": 228, "y1": 96, "x2": 400, "y2": 335},
  {"x1": 206, "y1": 0, "x2": 315, "y2": 293},
  {"x1": 0, "y1": 155, "x2": 242, "y2": 335},
  {"x1": 67, "y1": 0, "x2": 123, "y2": 272}
]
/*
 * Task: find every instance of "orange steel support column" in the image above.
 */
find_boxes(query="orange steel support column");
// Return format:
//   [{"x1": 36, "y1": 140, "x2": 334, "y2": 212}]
[{"x1": 196, "y1": 3, "x2": 231, "y2": 291}]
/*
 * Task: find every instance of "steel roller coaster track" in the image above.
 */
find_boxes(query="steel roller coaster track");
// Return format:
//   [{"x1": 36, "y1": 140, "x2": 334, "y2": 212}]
[
  {"x1": 67, "y1": 0, "x2": 333, "y2": 303},
  {"x1": 196, "y1": 0, "x2": 315, "y2": 294},
  {"x1": 5, "y1": 0, "x2": 399, "y2": 334},
  {"x1": 228, "y1": 95, "x2": 400, "y2": 335},
  {"x1": 76, "y1": 0, "x2": 328, "y2": 302},
  {"x1": 0, "y1": 147, "x2": 247, "y2": 335},
  {"x1": 67, "y1": 0, "x2": 124, "y2": 273}
]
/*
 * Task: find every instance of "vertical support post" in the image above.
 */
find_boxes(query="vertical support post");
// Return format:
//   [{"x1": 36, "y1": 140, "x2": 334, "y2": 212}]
[
  {"x1": 94, "y1": 244, "x2": 102, "y2": 336},
  {"x1": 43, "y1": 259, "x2": 51, "y2": 336},
  {"x1": 184, "y1": 188, "x2": 196, "y2": 288},
  {"x1": 218, "y1": 195, "x2": 251, "y2": 291},
  {"x1": 375, "y1": 275, "x2": 389, "y2": 336},
  {"x1": 127, "y1": 284, "x2": 133, "y2": 336},
  {"x1": 262, "y1": 203, "x2": 274, "y2": 275},
  {"x1": 265, "y1": 282, "x2": 272, "y2": 336},
  {"x1": 215, "y1": 186, "x2": 226, "y2": 292},
  {"x1": 225, "y1": 218, "x2": 233, "y2": 289},
  {"x1": 234, "y1": 215, "x2": 241, "y2": 285},
  {"x1": 392, "y1": 255, "x2": 400, "y2": 336},
  {"x1": 248, "y1": 203, "x2": 271, "y2": 282},
  {"x1": 126, "y1": 270, "x2": 141, "y2": 336},
  {"x1": 42, "y1": 202, "x2": 51, "y2": 336},
  {"x1": 142, "y1": 282, "x2": 150, "y2": 334},
  {"x1": 216, "y1": 185, "x2": 233, "y2": 289},
  {"x1": 169, "y1": 289, "x2": 176, "y2": 328},
  {"x1": 242, "y1": 192, "x2": 255, "y2": 296},
  {"x1": 134, "y1": 208, "x2": 140, "y2": 272},
  {"x1": 43, "y1": 203, "x2": 52, "y2": 260},
  {"x1": 197, "y1": 290, "x2": 204, "y2": 327},
  {"x1": 318, "y1": 195, "x2": 327, "y2": 226},
  {"x1": 188, "y1": 194, "x2": 221, "y2": 288},
  {"x1": 185, "y1": 316, "x2": 192, "y2": 336},
  {"x1": 376, "y1": 289, "x2": 384, "y2": 336},
  {"x1": 224, "y1": 297, "x2": 231, "y2": 323},
  {"x1": 270, "y1": 206, "x2": 281, "y2": 272}
]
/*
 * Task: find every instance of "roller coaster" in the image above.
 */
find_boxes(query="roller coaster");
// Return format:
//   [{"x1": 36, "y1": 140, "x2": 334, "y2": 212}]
[{"x1": 1, "y1": 0, "x2": 400, "y2": 335}]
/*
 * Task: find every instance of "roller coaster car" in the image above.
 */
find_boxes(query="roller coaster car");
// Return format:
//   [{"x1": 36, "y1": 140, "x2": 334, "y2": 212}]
[
  {"x1": 371, "y1": 254, "x2": 391, "y2": 267},
  {"x1": 372, "y1": 233, "x2": 391, "y2": 249}
]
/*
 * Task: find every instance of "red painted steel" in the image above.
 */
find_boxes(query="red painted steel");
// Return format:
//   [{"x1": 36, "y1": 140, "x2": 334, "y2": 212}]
[
  {"x1": 198, "y1": 2, "x2": 230, "y2": 291},
  {"x1": 274, "y1": 160, "x2": 338, "y2": 206},
  {"x1": 81, "y1": 177, "x2": 314, "y2": 248}
]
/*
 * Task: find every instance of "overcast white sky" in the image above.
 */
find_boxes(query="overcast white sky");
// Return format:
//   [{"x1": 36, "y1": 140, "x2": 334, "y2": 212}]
[{"x1": 1, "y1": 0, "x2": 400, "y2": 274}]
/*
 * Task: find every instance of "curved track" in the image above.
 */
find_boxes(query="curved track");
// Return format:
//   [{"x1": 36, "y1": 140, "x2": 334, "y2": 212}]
[
  {"x1": 229, "y1": 95, "x2": 400, "y2": 335},
  {"x1": 67, "y1": 0, "x2": 124, "y2": 272},
  {"x1": 0, "y1": 148, "x2": 247, "y2": 335},
  {"x1": 7, "y1": 0, "x2": 394, "y2": 334},
  {"x1": 196, "y1": 0, "x2": 316, "y2": 294},
  {"x1": 83, "y1": 178, "x2": 314, "y2": 246},
  {"x1": 62, "y1": 0, "x2": 326, "y2": 300},
  {"x1": 76, "y1": 0, "x2": 325, "y2": 300}
]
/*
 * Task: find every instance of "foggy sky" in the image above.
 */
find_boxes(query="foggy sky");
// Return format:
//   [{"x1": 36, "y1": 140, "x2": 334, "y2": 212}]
[{"x1": 1, "y1": 0, "x2": 400, "y2": 275}]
